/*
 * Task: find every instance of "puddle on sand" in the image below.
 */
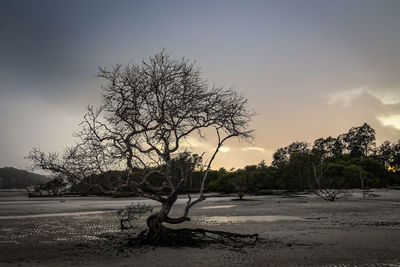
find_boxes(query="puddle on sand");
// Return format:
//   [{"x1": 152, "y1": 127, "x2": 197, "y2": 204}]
[
  {"x1": 195, "y1": 215, "x2": 304, "y2": 225},
  {"x1": 199, "y1": 205, "x2": 236, "y2": 209},
  {"x1": 0, "y1": 210, "x2": 114, "y2": 220},
  {"x1": 0, "y1": 240, "x2": 19, "y2": 244},
  {"x1": 0, "y1": 201, "x2": 61, "y2": 205}
]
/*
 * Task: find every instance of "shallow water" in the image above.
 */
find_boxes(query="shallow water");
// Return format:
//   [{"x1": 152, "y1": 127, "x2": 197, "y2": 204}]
[
  {"x1": 199, "y1": 205, "x2": 236, "y2": 209},
  {"x1": 0, "y1": 210, "x2": 114, "y2": 219},
  {"x1": 0, "y1": 200, "x2": 61, "y2": 205},
  {"x1": 195, "y1": 215, "x2": 304, "y2": 225}
]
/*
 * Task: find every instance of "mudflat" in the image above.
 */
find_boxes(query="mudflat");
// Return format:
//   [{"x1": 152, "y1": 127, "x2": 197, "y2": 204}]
[{"x1": 0, "y1": 189, "x2": 399, "y2": 266}]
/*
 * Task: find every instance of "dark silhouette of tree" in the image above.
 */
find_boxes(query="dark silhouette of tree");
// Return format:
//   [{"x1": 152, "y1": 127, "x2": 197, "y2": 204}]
[
  {"x1": 390, "y1": 141, "x2": 400, "y2": 171},
  {"x1": 287, "y1": 141, "x2": 309, "y2": 155},
  {"x1": 269, "y1": 123, "x2": 395, "y2": 195},
  {"x1": 28, "y1": 51, "x2": 256, "y2": 245},
  {"x1": 272, "y1": 142, "x2": 316, "y2": 191},
  {"x1": 342, "y1": 123, "x2": 376, "y2": 158},
  {"x1": 312, "y1": 136, "x2": 343, "y2": 158},
  {"x1": 374, "y1": 141, "x2": 393, "y2": 168},
  {"x1": 272, "y1": 147, "x2": 289, "y2": 166},
  {"x1": 272, "y1": 141, "x2": 309, "y2": 166},
  {"x1": 230, "y1": 173, "x2": 248, "y2": 200}
]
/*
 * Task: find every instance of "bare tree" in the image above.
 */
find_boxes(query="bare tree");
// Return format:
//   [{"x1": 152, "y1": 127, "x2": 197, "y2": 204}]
[
  {"x1": 28, "y1": 52, "x2": 255, "y2": 245},
  {"x1": 230, "y1": 174, "x2": 248, "y2": 200},
  {"x1": 117, "y1": 202, "x2": 153, "y2": 230},
  {"x1": 313, "y1": 171, "x2": 352, "y2": 202},
  {"x1": 314, "y1": 188, "x2": 351, "y2": 201}
]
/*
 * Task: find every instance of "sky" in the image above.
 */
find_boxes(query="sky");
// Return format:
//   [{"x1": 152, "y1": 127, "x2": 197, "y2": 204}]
[{"x1": 1, "y1": 0, "x2": 400, "y2": 171}]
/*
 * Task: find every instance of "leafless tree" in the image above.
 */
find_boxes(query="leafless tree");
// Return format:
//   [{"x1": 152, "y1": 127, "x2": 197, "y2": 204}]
[
  {"x1": 359, "y1": 167, "x2": 367, "y2": 189},
  {"x1": 313, "y1": 171, "x2": 352, "y2": 202},
  {"x1": 117, "y1": 202, "x2": 153, "y2": 230},
  {"x1": 28, "y1": 52, "x2": 256, "y2": 245},
  {"x1": 314, "y1": 188, "x2": 352, "y2": 201},
  {"x1": 311, "y1": 156, "x2": 352, "y2": 202}
]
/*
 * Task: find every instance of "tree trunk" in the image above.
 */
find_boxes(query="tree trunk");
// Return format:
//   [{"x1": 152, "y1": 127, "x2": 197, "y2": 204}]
[
  {"x1": 359, "y1": 168, "x2": 365, "y2": 189},
  {"x1": 146, "y1": 214, "x2": 166, "y2": 244},
  {"x1": 146, "y1": 195, "x2": 177, "y2": 243}
]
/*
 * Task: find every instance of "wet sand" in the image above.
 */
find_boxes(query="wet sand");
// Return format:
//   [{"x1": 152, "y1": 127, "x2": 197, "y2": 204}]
[{"x1": 0, "y1": 189, "x2": 399, "y2": 266}]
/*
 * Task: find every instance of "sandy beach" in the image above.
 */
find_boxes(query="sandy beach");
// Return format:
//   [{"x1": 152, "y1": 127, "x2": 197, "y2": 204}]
[{"x1": 0, "y1": 189, "x2": 399, "y2": 266}]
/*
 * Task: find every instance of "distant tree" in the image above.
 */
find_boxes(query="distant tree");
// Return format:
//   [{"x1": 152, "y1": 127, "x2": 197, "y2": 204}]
[
  {"x1": 249, "y1": 162, "x2": 276, "y2": 191},
  {"x1": 358, "y1": 167, "x2": 367, "y2": 189},
  {"x1": 313, "y1": 136, "x2": 343, "y2": 158},
  {"x1": 230, "y1": 172, "x2": 248, "y2": 200},
  {"x1": 26, "y1": 177, "x2": 67, "y2": 197},
  {"x1": 267, "y1": 123, "x2": 397, "y2": 193},
  {"x1": 331, "y1": 134, "x2": 346, "y2": 156},
  {"x1": 287, "y1": 141, "x2": 309, "y2": 155},
  {"x1": 390, "y1": 140, "x2": 400, "y2": 171},
  {"x1": 342, "y1": 123, "x2": 376, "y2": 157},
  {"x1": 205, "y1": 168, "x2": 227, "y2": 192},
  {"x1": 272, "y1": 147, "x2": 289, "y2": 166},
  {"x1": 272, "y1": 141, "x2": 309, "y2": 166},
  {"x1": 170, "y1": 152, "x2": 203, "y2": 193},
  {"x1": 272, "y1": 142, "x2": 313, "y2": 191},
  {"x1": 313, "y1": 162, "x2": 353, "y2": 201},
  {"x1": 374, "y1": 141, "x2": 393, "y2": 167},
  {"x1": 207, "y1": 163, "x2": 276, "y2": 194},
  {"x1": 314, "y1": 188, "x2": 351, "y2": 202},
  {"x1": 257, "y1": 160, "x2": 266, "y2": 168},
  {"x1": 348, "y1": 157, "x2": 388, "y2": 187},
  {"x1": 206, "y1": 123, "x2": 395, "y2": 196}
]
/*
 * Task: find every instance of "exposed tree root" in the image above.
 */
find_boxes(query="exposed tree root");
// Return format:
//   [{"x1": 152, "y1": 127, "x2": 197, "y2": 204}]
[{"x1": 127, "y1": 226, "x2": 259, "y2": 248}]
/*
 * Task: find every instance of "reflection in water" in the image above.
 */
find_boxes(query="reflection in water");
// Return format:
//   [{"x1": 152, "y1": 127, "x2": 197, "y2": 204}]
[
  {"x1": 0, "y1": 201, "x2": 61, "y2": 205},
  {"x1": 199, "y1": 205, "x2": 236, "y2": 209},
  {"x1": 0, "y1": 240, "x2": 19, "y2": 244},
  {"x1": 196, "y1": 215, "x2": 303, "y2": 225},
  {"x1": 0, "y1": 210, "x2": 113, "y2": 220}
]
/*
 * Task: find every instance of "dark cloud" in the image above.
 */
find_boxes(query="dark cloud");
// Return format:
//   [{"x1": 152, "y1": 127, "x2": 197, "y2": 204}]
[
  {"x1": 1, "y1": 0, "x2": 400, "y2": 169},
  {"x1": 0, "y1": 1, "x2": 80, "y2": 88}
]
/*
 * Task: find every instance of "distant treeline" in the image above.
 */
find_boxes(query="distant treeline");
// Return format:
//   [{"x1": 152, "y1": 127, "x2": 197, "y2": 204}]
[
  {"x1": 30, "y1": 123, "x2": 400, "y2": 196},
  {"x1": 0, "y1": 167, "x2": 51, "y2": 189},
  {"x1": 207, "y1": 123, "x2": 400, "y2": 194},
  {"x1": 205, "y1": 123, "x2": 400, "y2": 195}
]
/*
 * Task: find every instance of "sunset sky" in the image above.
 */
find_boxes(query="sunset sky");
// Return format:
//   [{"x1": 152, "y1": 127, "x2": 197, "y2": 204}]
[{"x1": 1, "y1": 0, "x2": 400, "y2": 170}]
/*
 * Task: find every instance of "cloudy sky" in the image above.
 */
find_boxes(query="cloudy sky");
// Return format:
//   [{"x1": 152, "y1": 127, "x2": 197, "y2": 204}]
[{"x1": 1, "y1": 0, "x2": 400, "y2": 170}]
